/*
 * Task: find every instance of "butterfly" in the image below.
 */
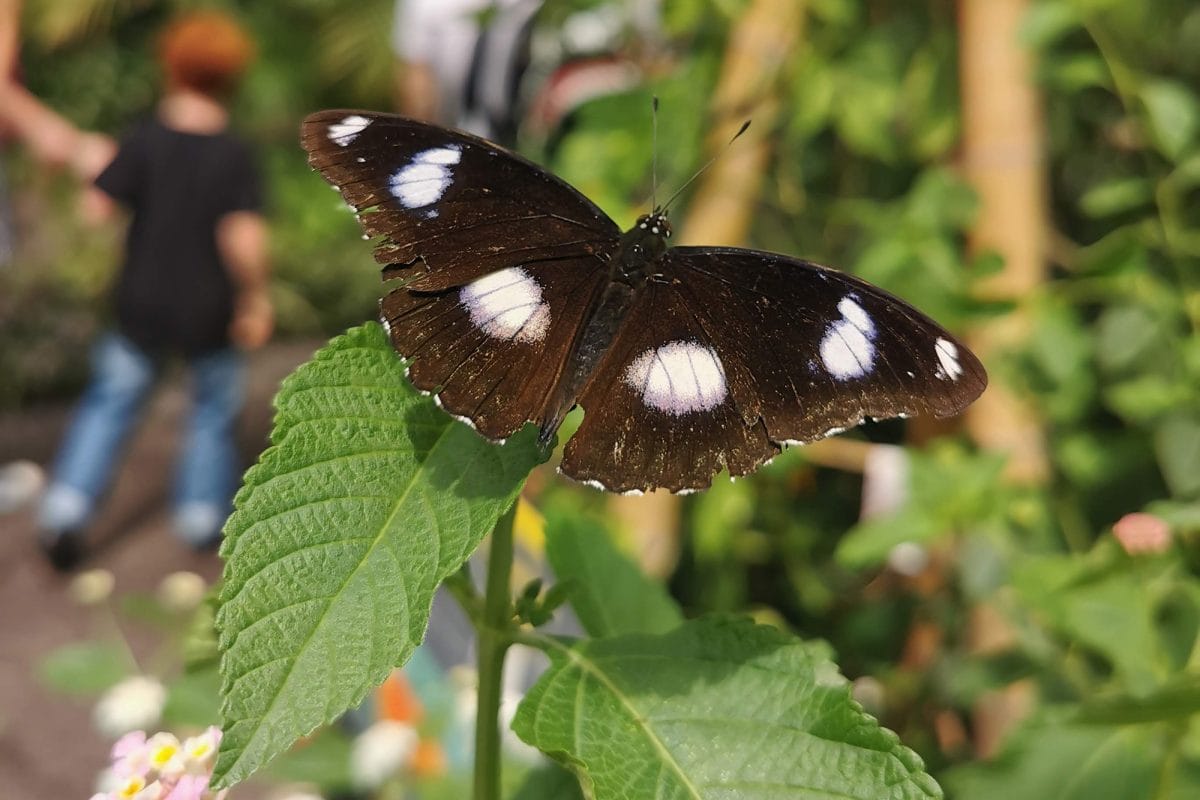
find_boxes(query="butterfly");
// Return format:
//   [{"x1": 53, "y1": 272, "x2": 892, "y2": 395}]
[{"x1": 300, "y1": 110, "x2": 987, "y2": 495}]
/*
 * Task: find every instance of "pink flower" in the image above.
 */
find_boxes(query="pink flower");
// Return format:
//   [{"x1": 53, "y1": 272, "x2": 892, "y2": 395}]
[
  {"x1": 93, "y1": 727, "x2": 227, "y2": 800},
  {"x1": 113, "y1": 731, "x2": 148, "y2": 760},
  {"x1": 1113, "y1": 512, "x2": 1172, "y2": 555},
  {"x1": 162, "y1": 774, "x2": 208, "y2": 800},
  {"x1": 111, "y1": 731, "x2": 150, "y2": 778}
]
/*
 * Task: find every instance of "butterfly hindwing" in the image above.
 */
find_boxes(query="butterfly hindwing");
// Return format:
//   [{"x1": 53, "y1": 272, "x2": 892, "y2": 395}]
[
  {"x1": 562, "y1": 279, "x2": 778, "y2": 494},
  {"x1": 301, "y1": 110, "x2": 620, "y2": 291},
  {"x1": 382, "y1": 259, "x2": 609, "y2": 441}
]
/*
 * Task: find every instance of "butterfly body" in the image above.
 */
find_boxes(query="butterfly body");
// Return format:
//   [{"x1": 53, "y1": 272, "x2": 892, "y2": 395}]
[
  {"x1": 301, "y1": 110, "x2": 987, "y2": 494},
  {"x1": 538, "y1": 212, "x2": 674, "y2": 446}
]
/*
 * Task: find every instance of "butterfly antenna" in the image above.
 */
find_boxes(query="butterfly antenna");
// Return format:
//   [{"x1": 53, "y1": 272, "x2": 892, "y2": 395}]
[
  {"x1": 661, "y1": 119, "x2": 751, "y2": 213},
  {"x1": 651, "y1": 96, "x2": 660, "y2": 212}
]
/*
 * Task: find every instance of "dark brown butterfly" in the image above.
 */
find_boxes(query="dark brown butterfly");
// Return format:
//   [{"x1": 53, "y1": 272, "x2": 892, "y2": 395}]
[{"x1": 300, "y1": 110, "x2": 987, "y2": 494}]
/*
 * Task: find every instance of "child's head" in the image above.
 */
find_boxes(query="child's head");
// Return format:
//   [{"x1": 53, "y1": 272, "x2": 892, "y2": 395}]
[{"x1": 158, "y1": 11, "x2": 255, "y2": 98}]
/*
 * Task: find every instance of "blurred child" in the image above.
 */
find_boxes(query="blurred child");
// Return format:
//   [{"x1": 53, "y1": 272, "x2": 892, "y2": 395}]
[{"x1": 0, "y1": 11, "x2": 272, "y2": 569}]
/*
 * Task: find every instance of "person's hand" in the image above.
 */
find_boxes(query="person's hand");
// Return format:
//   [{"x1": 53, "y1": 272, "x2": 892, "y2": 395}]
[{"x1": 229, "y1": 289, "x2": 273, "y2": 350}]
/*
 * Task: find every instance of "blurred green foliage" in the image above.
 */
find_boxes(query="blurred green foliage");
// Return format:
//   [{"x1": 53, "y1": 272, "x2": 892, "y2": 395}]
[{"x1": 5, "y1": 0, "x2": 1200, "y2": 795}]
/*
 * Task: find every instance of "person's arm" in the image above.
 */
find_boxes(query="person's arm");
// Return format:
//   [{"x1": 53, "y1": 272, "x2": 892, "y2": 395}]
[
  {"x1": 0, "y1": 82, "x2": 119, "y2": 224},
  {"x1": 217, "y1": 210, "x2": 273, "y2": 350},
  {"x1": 0, "y1": 82, "x2": 116, "y2": 178}
]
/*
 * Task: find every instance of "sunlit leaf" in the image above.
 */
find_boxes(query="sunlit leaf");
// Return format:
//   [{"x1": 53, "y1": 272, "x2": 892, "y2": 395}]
[
  {"x1": 214, "y1": 324, "x2": 539, "y2": 787},
  {"x1": 513, "y1": 617, "x2": 942, "y2": 799}
]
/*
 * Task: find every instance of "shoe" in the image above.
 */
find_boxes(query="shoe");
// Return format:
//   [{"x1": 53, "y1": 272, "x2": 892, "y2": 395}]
[{"x1": 39, "y1": 529, "x2": 86, "y2": 572}]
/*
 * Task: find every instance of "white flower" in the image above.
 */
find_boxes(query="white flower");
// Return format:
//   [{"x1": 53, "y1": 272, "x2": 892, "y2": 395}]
[
  {"x1": 157, "y1": 571, "x2": 207, "y2": 612},
  {"x1": 182, "y1": 726, "x2": 221, "y2": 774},
  {"x1": 350, "y1": 721, "x2": 418, "y2": 789},
  {"x1": 93, "y1": 676, "x2": 167, "y2": 738},
  {"x1": 111, "y1": 773, "x2": 164, "y2": 800},
  {"x1": 269, "y1": 790, "x2": 326, "y2": 800},
  {"x1": 144, "y1": 732, "x2": 186, "y2": 779},
  {"x1": 70, "y1": 569, "x2": 116, "y2": 606}
]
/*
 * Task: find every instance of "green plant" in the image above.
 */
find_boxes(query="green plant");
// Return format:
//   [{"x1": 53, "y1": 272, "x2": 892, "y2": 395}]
[{"x1": 213, "y1": 323, "x2": 943, "y2": 799}]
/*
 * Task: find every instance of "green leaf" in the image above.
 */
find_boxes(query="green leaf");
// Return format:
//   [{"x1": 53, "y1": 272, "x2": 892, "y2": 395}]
[
  {"x1": 943, "y1": 720, "x2": 1161, "y2": 800},
  {"x1": 1155, "y1": 415, "x2": 1200, "y2": 498},
  {"x1": 37, "y1": 641, "x2": 130, "y2": 696},
  {"x1": 1094, "y1": 305, "x2": 1165, "y2": 375},
  {"x1": 1140, "y1": 79, "x2": 1200, "y2": 161},
  {"x1": 510, "y1": 763, "x2": 586, "y2": 800},
  {"x1": 512, "y1": 617, "x2": 941, "y2": 799},
  {"x1": 1105, "y1": 375, "x2": 1191, "y2": 424},
  {"x1": 1019, "y1": 1, "x2": 1082, "y2": 47},
  {"x1": 1080, "y1": 177, "x2": 1154, "y2": 218},
  {"x1": 214, "y1": 323, "x2": 540, "y2": 787},
  {"x1": 1077, "y1": 672, "x2": 1200, "y2": 724},
  {"x1": 544, "y1": 506, "x2": 683, "y2": 638},
  {"x1": 163, "y1": 666, "x2": 221, "y2": 727}
]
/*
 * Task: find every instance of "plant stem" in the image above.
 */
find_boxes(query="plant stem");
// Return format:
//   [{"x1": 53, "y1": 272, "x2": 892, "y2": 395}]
[{"x1": 474, "y1": 501, "x2": 517, "y2": 800}]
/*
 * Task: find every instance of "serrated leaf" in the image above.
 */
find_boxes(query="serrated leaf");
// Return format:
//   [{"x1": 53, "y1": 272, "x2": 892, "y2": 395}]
[
  {"x1": 513, "y1": 617, "x2": 941, "y2": 799},
  {"x1": 214, "y1": 323, "x2": 540, "y2": 787},
  {"x1": 544, "y1": 506, "x2": 683, "y2": 638}
]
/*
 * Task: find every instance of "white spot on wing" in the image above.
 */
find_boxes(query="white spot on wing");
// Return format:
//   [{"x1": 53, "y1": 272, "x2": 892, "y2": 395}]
[
  {"x1": 460, "y1": 267, "x2": 551, "y2": 343},
  {"x1": 820, "y1": 294, "x2": 877, "y2": 380},
  {"x1": 624, "y1": 340, "x2": 728, "y2": 415},
  {"x1": 837, "y1": 296, "x2": 875, "y2": 338},
  {"x1": 328, "y1": 114, "x2": 371, "y2": 146},
  {"x1": 389, "y1": 146, "x2": 463, "y2": 209},
  {"x1": 934, "y1": 337, "x2": 964, "y2": 380}
]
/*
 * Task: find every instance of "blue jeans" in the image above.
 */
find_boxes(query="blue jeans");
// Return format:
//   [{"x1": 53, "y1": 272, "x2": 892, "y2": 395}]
[{"x1": 38, "y1": 332, "x2": 245, "y2": 546}]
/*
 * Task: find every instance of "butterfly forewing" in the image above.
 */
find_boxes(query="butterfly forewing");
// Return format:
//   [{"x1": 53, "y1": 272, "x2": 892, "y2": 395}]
[
  {"x1": 302, "y1": 110, "x2": 621, "y2": 441},
  {"x1": 301, "y1": 110, "x2": 619, "y2": 291},
  {"x1": 661, "y1": 247, "x2": 987, "y2": 446}
]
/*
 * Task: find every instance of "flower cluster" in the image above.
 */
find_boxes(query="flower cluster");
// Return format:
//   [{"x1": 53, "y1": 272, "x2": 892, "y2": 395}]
[
  {"x1": 1113, "y1": 512, "x2": 1172, "y2": 556},
  {"x1": 90, "y1": 727, "x2": 224, "y2": 800}
]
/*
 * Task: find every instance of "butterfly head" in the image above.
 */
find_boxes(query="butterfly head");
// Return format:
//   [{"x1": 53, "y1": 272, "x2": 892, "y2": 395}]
[
  {"x1": 616, "y1": 212, "x2": 672, "y2": 278},
  {"x1": 636, "y1": 212, "x2": 672, "y2": 240}
]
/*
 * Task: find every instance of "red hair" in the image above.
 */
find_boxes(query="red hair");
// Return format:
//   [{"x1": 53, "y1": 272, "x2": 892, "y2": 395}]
[{"x1": 158, "y1": 11, "x2": 255, "y2": 97}]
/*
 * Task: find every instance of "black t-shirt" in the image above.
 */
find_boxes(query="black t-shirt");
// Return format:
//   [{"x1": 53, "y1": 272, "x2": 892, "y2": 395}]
[{"x1": 95, "y1": 117, "x2": 263, "y2": 356}]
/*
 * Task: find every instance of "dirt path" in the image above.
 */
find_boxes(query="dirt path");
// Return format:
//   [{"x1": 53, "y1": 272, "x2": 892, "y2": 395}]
[{"x1": 0, "y1": 338, "x2": 322, "y2": 799}]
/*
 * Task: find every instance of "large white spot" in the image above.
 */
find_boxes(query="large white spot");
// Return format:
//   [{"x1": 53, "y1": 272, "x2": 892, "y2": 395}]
[
  {"x1": 460, "y1": 267, "x2": 550, "y2": 343},
  {"x1": 389, "y1": 146, "x2": 462, "y2": 209},
  {"x1": 328, "y1": 115, "x2": 371, "y2": 147},
  {"x1": 624, "y1": 340, "x2": 728, "y2": 415},
  {"x1": 820, "y1": 294, "x2": 876, "y2": 380},
  {"x1": 934, "y1": 337, "x2": 964, "y2": 380}
]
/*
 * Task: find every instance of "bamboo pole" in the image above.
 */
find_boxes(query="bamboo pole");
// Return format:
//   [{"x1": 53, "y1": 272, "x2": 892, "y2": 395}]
[
  {"x1": 957, "y1": 0, "x2": 1046, "y2": 757},
  {"x1": 959, "y1": 0, "x2": 1049, "y2": 483},
  {"x1": 611, "y1": 0, "x2": 805, "y2": 577}
]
